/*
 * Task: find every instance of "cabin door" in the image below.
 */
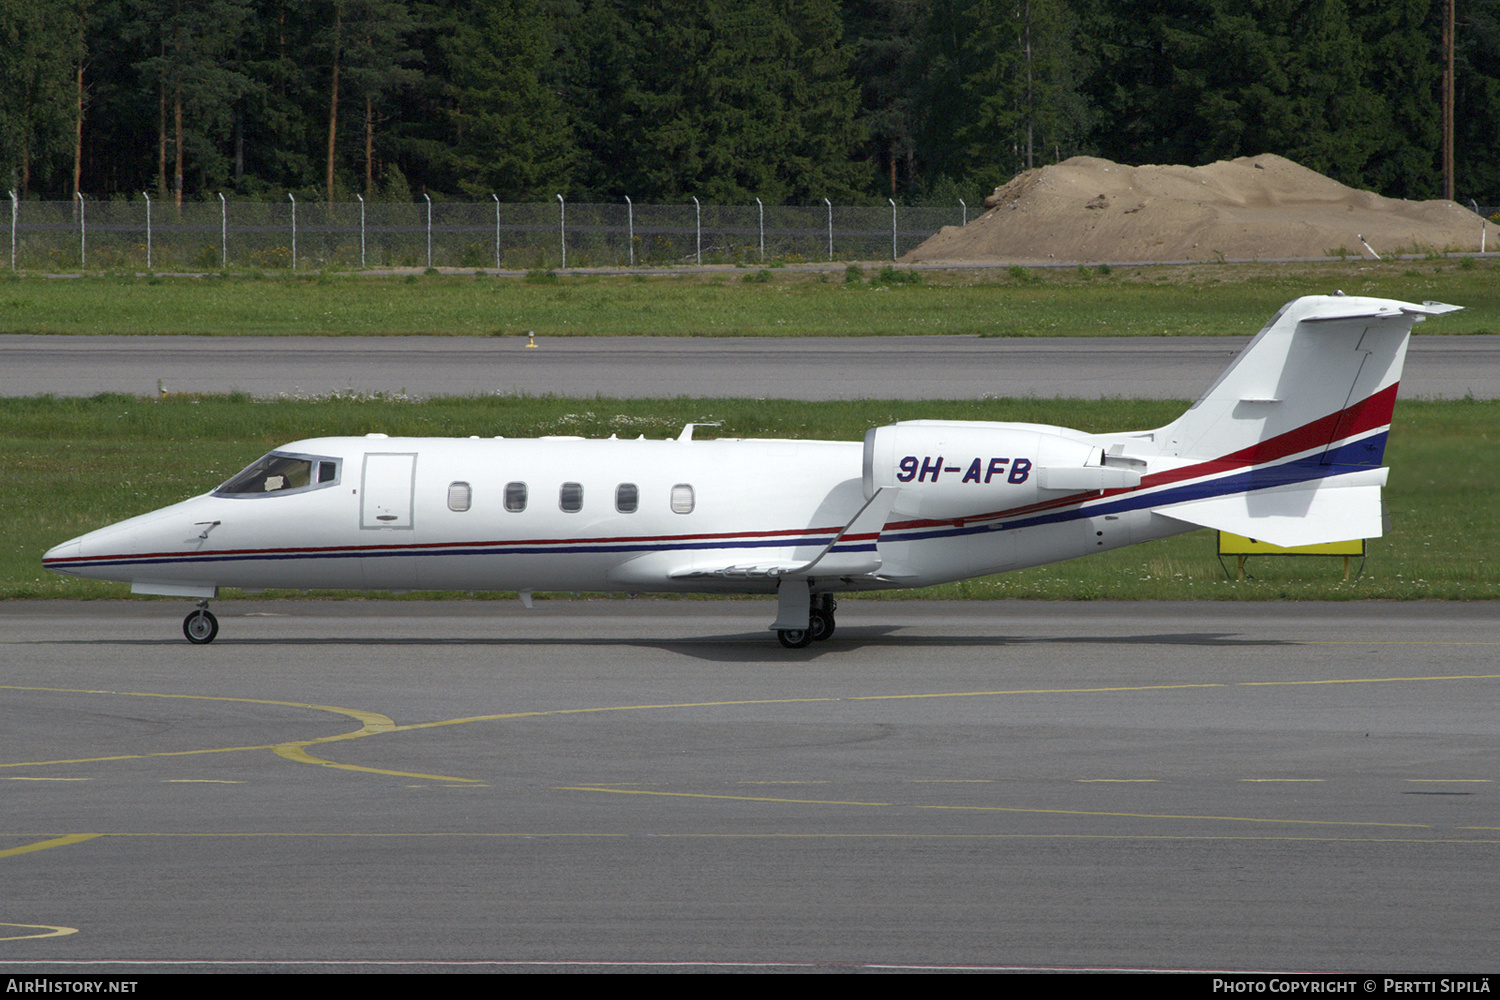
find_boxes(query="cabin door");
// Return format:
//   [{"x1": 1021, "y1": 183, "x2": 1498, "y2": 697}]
[{"x1": 360, "y1": 453, "x2": 417, "y2": 529}]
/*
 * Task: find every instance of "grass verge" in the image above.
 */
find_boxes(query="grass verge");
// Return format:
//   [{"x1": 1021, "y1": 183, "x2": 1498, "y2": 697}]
[
  {"x1": 3, "y1": 393, "x2": 1494, "y2": 601},
  {"x1": 1, "y1": 259, "x2": 1497, "y2": 337}
]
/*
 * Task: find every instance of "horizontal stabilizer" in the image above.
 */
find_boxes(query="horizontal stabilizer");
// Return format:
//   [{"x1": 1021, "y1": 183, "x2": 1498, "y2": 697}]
[{"x1": 1151, "y1": 476, "x2": 1384, "y2": 548}]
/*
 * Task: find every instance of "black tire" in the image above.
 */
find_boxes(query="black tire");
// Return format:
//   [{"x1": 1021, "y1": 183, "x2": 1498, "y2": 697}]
[
  {"x1": 808, "y1": 608, "x2": 834, "y2": 641},
  {"x1": 777, "y1": 628, "x2": 813, "y2": 649},
  {"x1": 184, "y1": 609, "x2": 219, "y2": 645}
]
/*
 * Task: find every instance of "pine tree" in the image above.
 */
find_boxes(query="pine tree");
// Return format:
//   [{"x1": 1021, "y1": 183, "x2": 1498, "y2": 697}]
[
  {"x1": 0, "y1": 0, "x2": 85, "y2": 194},
  {"x1": 130, "y1": 0, "x2": 253, "y2": 206}
]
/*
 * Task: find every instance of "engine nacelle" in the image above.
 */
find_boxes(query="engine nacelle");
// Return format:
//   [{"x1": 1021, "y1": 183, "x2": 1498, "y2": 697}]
[{"x1": 863, "y1": 420, "x2": 1134, "y2": 520}]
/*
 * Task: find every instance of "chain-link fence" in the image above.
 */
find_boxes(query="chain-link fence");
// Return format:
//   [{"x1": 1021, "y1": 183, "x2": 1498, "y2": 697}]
[{"x1": 5, "y1": 196, "x2": 968, "y2": 272}]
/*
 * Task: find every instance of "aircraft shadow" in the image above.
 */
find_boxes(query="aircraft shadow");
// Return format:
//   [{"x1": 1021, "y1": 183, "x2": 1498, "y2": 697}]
[{"x1": 39, "y1": 629, "x2": 1295, "y2": 663}]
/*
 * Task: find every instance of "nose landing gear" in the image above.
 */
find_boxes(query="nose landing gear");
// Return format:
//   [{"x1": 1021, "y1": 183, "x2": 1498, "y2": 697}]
[{"x1": 183, "y1": 601, "x2": 219, "y2": 644}]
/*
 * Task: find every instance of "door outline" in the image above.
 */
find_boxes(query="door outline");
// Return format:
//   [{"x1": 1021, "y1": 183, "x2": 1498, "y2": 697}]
[{"x1": 360, "y1": 453, "x2": 417, "y2": 529}]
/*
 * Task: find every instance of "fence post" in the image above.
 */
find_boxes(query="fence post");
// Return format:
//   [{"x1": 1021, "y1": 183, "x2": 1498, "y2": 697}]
[
  {"x1": 9, "y1": 190, "x2": 15, "y2": 271},
  {"x1": 692, "y1": 196, "x2": 700, "y2": 264},
  {"x1": 77, "y1": 192, "x2": 85, "y2": 270},
  {"x1": 491, "y1": 193, "x2": 499, "y2": 269},
  {"x1": 356, "y1": 194, "x2": 366, "y2": 267},
  {"x1": 423, "y1": 192, "x2": 432, "y2": 269},
  {"x1": 219, "y1": 192, "x2": 227, "y2": 268},
  {"x1": 288, "y1": 193, "x2": 296, "y2": 272},
  {"x1": 824, "y1": 198, "x2": 832, "y2": 261},
  {"x1": 960, "y1": 199, "x2": 966, "y2": 227},
  {"x1": 143, "y1": 192, "x2": 151, "y2": 271},
  {"x1": 625, "y1": 195, "x2": 633, "y2": 266},
  {"x1": 756, "y1": 197, "x2": 763, "y2": 261},
  {"x1": 556, "y1": 193, "x2": 566, "y2": 269},
  {"x1": 889, "y1": 198, "x2": 897, "y2": 261}
]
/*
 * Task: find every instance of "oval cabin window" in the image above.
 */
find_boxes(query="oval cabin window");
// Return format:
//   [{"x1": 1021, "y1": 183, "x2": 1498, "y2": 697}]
[
  {"x1": 616, "y1": 483, "x2": 639, "y2": 513},
  {"x1": 560, "y1": 482, "x2": 584, "y2": 512},
  {"x1": 447, "y1": 482, "x2": 472, "y2": 512},
  {"x1": 504, "y1": 482, "x2": 527, "y2": 512},
  {"x1": 670, "y1": 484, "x2": 695, "y2": 514}
]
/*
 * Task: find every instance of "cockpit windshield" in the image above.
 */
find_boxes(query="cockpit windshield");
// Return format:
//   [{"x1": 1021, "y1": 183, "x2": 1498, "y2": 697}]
[{"x1": 215, "y1": 452, "x2": 340, "y2": 497}]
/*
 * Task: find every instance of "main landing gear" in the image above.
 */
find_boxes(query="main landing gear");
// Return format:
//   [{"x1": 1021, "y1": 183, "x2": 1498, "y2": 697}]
[
  {"x1": 777, "y1": 595, "x2": 837, "y2": 649},
  {"x1": 183, "y1": 600, "x2": 219, "y2": 644}
]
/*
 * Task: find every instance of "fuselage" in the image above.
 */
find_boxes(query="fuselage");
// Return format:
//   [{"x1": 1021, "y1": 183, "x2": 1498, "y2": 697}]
[{"x1": 41, "y1": 430, "x2": 1183, "y2": 598}]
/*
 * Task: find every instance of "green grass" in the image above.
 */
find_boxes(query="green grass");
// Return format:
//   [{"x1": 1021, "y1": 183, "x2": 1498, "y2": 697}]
[
  {"x1": 2, "y1": 259, "x2": 1497, "y2": 337},
  {"x1": 3, "y1": 393, "x2": 1494, "y2": 601}
]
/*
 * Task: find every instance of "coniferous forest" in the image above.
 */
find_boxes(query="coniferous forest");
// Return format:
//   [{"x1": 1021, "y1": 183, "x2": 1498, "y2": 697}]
[{"x1": 3, "y1": 0, "x2": 1497, "y2": 208}]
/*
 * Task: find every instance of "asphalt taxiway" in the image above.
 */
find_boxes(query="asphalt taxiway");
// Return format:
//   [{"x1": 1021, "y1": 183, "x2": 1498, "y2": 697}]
[
  {"x1": 3, "y1": 332, "x2": 1498, "y2": 400},
  {"x1": 2, "y1": 599, "x2": 1497, "y2": 972}
]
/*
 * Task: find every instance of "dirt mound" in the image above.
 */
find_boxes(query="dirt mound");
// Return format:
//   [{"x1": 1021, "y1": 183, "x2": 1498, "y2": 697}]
[{"x1": 905, "y1": 154, "x2": 1486, "y2": 264}]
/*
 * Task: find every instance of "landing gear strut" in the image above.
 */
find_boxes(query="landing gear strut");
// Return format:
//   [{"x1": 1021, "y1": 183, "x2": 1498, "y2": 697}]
[
  {"x1": 777, "y1": 595, "x2": 836, "y2": 649},
  {"x1": 183, "y1": 601, "x2": 219, "y2": 645}
]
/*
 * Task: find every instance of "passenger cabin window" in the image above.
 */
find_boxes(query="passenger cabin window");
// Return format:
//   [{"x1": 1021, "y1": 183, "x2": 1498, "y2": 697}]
[
  {"x1": 671, "y1": 484, "x2": 695, "y2": 514},
  {"x1": 560, "y1": 482, "x2": 583, "y2": 513},
  {"x1": 447, "y1": 482, "x2": 472, "y2": 512},
  {"x1": 504, "y1": 482, "x2": 527, "y2": 512},
  {"x1": 616, "y1": 483, "x2": 638, "y2": 513},
  {"x1": 216, "y1": 452, "x2": 340, "y2": 497}
]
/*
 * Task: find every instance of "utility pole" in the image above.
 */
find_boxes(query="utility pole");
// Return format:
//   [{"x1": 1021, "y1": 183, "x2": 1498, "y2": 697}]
[{"x1": 1443, "y1": 0, "x2": 1455, "y2": 201}]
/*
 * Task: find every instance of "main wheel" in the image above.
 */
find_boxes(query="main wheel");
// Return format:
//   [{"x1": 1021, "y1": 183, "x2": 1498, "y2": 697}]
[
  {"x1": 184, "y1": 609, "x2": 219, "y2": 645},
  {"x1": 808, "y1": 608, "x2": 834, "y2": 642},
  {"x1": 777, "y1": 628, "x2": 813, "y2": 649}
]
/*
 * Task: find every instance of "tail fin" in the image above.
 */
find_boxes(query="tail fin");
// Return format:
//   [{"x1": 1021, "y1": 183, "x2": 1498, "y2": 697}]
[{"x1": 1147, "y1": 295, "x2": 1459, "y2": 547}]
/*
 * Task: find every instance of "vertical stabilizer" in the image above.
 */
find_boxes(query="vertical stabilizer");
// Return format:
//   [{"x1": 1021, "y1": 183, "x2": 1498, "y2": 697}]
[
  {"x1": 1156, "y1": 296, "x2": 1456, "y2": 463},
  {"x1": 1145, "y1": 296, "x2": 1459, "y2": 547}
]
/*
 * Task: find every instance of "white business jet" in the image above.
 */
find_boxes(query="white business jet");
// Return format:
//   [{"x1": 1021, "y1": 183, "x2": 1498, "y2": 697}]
[{"x1": 43, "y1": 295, "x2": 1457, "y2": 647}]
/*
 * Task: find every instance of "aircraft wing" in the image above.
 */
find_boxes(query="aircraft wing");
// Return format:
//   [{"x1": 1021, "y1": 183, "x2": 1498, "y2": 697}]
[
  {"x1": 608, "y1": 489, "x2": 899, "y2": 585},
  {"x1": 1150, "y1": 470, "x2": 1386, "y2": 548}
]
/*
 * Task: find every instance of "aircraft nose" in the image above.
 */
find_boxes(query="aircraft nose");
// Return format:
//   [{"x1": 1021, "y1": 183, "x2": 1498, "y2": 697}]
[
  {"x1": 41, "y1": 536, "x2": 84, "y2": 576},
  {"x1": 41, "y1": 519, "x2": 139, "y2": 577},
  {"x1": 44, "y1": 537, "x2": 82, "y2": 562}
]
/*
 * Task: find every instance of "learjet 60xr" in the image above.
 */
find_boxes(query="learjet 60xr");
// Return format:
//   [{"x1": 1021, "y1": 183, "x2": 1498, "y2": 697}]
[{"x1": 43, "y1": 295, "x2": 1457, "y2": 647}]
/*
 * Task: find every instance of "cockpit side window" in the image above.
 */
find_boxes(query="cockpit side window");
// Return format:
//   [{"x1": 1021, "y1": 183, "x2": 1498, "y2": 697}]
[{"x1": 216, "y1": 452, "x2": 342, "y2": 498}]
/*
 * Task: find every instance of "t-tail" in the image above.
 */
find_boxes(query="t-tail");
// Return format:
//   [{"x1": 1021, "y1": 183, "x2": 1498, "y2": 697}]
[{"x1": 1138, "y1": 295, "x2": 1459, "y2": 547}]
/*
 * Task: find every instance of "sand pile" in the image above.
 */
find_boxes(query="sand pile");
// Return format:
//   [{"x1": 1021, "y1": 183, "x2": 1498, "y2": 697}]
[{"x1": 905, "y1": 154, "x2": 1486, "y2": 264}]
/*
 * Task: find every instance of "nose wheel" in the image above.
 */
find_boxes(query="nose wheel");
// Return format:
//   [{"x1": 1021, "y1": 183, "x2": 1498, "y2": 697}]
[{"x1": 183, "y1": 603, "x2": 219, "y2": 644}]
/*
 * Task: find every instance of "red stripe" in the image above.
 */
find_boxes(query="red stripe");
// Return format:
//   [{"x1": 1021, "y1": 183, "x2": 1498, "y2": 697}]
[
  {"x1": 1134, "y1": 382, "x2": 1399, "y2": 492},
  {"x1": 44, "y1": 523, "x2": 848, "y2": 568}
]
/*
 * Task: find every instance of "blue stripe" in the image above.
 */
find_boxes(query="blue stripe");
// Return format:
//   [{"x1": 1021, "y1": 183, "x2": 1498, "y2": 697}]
[
  {"x1": 1321, "y1": 430, "x2": 1388, "y2": 467},
  {"x1": 53, "y1": 532, "x2": 846, "y2": 571}
]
